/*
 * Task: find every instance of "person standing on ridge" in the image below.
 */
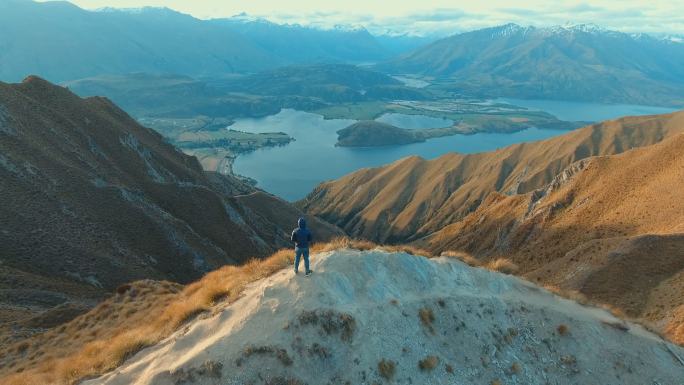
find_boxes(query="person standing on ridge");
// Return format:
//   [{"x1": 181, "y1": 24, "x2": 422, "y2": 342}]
[{"x1": 291, "y1": 217, "x2": 312, "y2": 276}]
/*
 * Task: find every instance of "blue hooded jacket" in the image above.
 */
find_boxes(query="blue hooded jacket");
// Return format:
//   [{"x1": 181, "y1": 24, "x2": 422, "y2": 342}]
[{"x1": 291, "y1": 217, "x2": 312, "y2": 248}]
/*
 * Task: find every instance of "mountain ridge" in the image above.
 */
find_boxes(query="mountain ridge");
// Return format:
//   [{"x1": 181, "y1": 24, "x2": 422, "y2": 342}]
[
  {"x1": 425, "y1": 131, "x2": 684, "y2": 344},
  {"x1": 300, "y1": 110, "x2": 684, "y2": 243},
  {"x1": 54, "y1": 250, "x2": 684, "y2": 384},
  {"x1": 379, "y1": 23, "x2": 684, "y2": 106}
]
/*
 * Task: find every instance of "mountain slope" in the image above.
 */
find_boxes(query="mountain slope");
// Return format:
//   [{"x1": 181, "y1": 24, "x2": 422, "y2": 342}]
[
  {"x1": 301, "y1": 111, "x2": 684, "y2": 243},
  {"x1": 79, "y1": 250, "x2": 684, "y2": 384},
  {"x1": 380, "y1": 24, "x2": 684, "y2": 105},
  {"x1": 0, "y1": 77, "x2": 340, "y2": 339},
  {"x1": 426, "y1": 132, "x2": 684, "y2": 344}
]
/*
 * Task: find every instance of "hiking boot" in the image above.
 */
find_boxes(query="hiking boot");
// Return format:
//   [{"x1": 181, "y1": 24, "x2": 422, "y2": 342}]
[{"x1": 305, "y1": 270, "x2": 313, "y2": 276}]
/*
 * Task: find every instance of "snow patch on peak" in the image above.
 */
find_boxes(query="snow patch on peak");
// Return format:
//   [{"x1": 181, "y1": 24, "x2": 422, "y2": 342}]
[
  {"x1": 95, "y1": 6, "x2": 176, "y2": 15},
  {"x1": 228, "y1": 12, "x2": 274, "y2": 25},
  {"x1": 556, "y1": 22, "x2": 607, "y2": 34},
  {"x1": 665, "y1": 35, "x2": 683, "y2": 43},
  {"x1": 328, "y1": 24, "x2": 367, "y2": 33},
  {"x1": 488, "y1": 23, "x2": 530, "y2": 38},
  {"x1": 224, "y1": 15, "x2": 367, "y2": 34}
]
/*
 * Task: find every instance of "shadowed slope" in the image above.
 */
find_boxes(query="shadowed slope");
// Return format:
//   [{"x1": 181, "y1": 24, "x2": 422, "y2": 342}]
[{"x1": 0, "y1": 77, "x2": 341, "y2": 342}]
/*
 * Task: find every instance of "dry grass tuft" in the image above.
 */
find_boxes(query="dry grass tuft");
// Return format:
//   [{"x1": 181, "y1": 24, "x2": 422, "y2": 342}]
[
  {"x1": 311, "y1": 237, "x2": 377, "y2": 253},
  {"x1": 419, "y1": 307, "x2": 435, "y2": 334},
  {"x1": 297, "y1": 309, "x2": 356, "y2": 342},
  {"x1": 380, "y1": 245, "x2": 434, "y2": 258},
  {"x1": 664, "y1": 307, "x2": 684, "y2": 345},
  {"x1": 418, "y1": 355, "x2": 439, "y2": 371},
  {"x1": 441, "y1": 250, "x2": 482, "y2": 267},
  {"x1": 377, "y1": 359, "x2": 396, "y2": 380},
  {"x1": 486, "y1": 258, "x2": 519, "y2": 274},
  {"x1": 237, "y1": 345, "x2": 293, "y2": 367},
  {"x1": 557, "y1": 324, "x2": 570, "y2": 336},
  {"x1": 510, "y1": 362, "x2": 521, "y2": 374}
]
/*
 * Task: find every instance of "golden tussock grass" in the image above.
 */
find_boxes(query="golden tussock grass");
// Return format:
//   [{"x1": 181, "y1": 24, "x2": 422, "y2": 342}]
[
  {"x1": 440, "y1": 250, "x2": 482, "y2": 267},
  {"x1": 664, "y1": 306, "x2": 684, "y2": 345},
  {"x1": 485, "y1": 258, "x2": 519, "y2": 274},
  {"x1": 311, "y1": 237, "x2": 377, "y2": 253},
  {"x1": 380, "y1": 244, "x2": 434, "y2": 258},
  {"x1": 1, "y1": 248, "x2": 296, "y2": 385},
  {"x1": 312, "y1": 237, "x2": 434, "y2": 258}
]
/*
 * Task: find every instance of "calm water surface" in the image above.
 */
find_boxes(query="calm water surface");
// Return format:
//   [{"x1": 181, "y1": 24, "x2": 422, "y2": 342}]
[
  {"x1": 233, "y1": 109, "x2": 563, "y2": 201},
  {"x1": 497, "y1": 98, "x2": 676, "y2": 122}
]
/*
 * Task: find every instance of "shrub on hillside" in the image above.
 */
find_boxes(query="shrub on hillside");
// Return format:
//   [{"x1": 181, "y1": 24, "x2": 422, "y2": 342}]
[
  {"x1": 378, "y1": 359, "x2": 396, "y2": 380},
  {"x1": 418, "y1": 355, "x2": 439, "y2": 371}
]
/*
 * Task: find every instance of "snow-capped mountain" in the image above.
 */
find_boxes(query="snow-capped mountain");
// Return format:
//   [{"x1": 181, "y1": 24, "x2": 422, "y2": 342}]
[{"x1": 379, "y1": 23, "x2": 684, "y2": 105}]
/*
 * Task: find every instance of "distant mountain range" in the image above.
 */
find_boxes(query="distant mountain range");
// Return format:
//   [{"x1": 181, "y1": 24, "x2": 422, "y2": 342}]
[
  {"x1": 3, "y1": 2, "x2": 684, "y2": 107},
  {"x1": 379, "y1": 23, "x2": 684, "y2": 106},
  {"x1": 63, "y1": 65, "x2": 431, "y2": 121},
  {"x1": 0, "y1": 1, "x2": 426, "y2": 83},
  {"x1": 222, "y1": 64, "x2": 429, "y2": 103},
  {"x1": 0, "y1": 76, "x2": 341, "y2": 340}
]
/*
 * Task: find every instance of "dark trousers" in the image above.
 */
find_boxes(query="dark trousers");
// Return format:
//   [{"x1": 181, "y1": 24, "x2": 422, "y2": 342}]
[{"x1": 294, "y1": 247, "x2": 310, "y2": 272}]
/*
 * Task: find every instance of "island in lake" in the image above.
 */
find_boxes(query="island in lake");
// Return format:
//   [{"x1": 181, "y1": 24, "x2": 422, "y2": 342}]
[
  {"x1": 336, "y1": 117, "x2": 587, "y2": 147},
  {"x1": 336, "y1": 121, "x2": 420, "y2": 146}
]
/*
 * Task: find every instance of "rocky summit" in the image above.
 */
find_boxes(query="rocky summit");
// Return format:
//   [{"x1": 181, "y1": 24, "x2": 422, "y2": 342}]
[{"x1": 84, "y1": 249, "x2": 684, "y2": 385}]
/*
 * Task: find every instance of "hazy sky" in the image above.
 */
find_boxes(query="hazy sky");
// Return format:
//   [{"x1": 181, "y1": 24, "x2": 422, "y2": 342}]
[{"x1": 42, "y1": 1, "x2": 684, "y2": 36}]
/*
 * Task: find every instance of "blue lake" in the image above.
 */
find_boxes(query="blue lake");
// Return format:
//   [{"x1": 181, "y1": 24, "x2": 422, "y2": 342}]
[
  {"x1": 496, "y1": 98, "x2": 676, "y2": 122},
  {"x1": 233, "y1": 109, "x2": 562, "y2": 201}
]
